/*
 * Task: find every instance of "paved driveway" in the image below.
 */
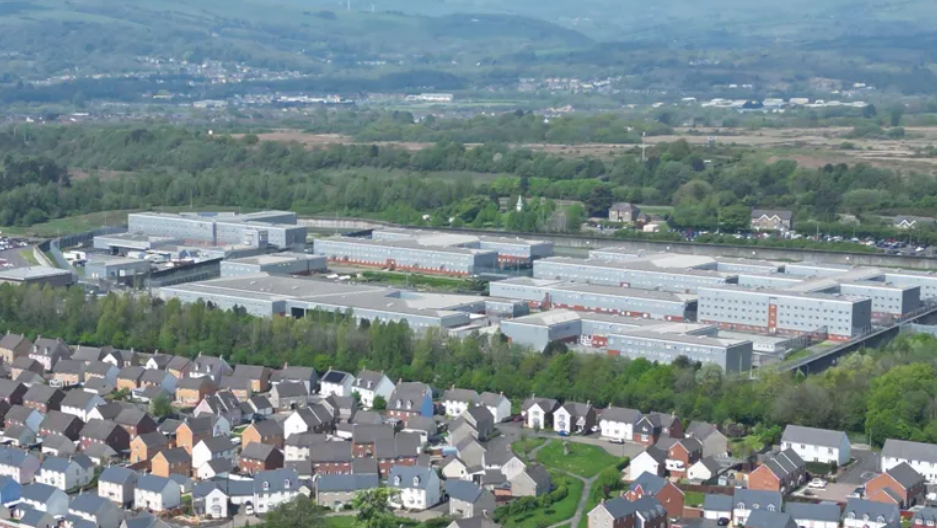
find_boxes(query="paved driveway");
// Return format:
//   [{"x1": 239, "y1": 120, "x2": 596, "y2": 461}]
[
  {"x1": 498, "y1": 422, "x2": 646, "y2": 458},
  {"x1": 841, "y1": 448, "x2": 880, "y2": 484}
]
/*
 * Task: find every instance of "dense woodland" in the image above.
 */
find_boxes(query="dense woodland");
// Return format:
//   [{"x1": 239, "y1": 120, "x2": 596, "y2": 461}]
[{"x1": 1, "y1": 282, "x2": 936, "y2": 447}]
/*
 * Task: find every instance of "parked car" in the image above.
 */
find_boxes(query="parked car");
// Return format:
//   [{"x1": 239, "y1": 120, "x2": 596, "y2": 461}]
[
  {"x1": 848, "y1": 487, "x2": 864, "y2": 499},
  {"x1": 808, "y1": 478, "x2": 827, "y2": 489},
  {"x1": 608, "y1": 438, "x2": 625, "y2": 445}
]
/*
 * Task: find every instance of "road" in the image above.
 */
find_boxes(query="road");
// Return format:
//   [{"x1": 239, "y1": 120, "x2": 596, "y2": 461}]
[
  {"x1": 498, "y1": 422, "x2": 647, "y2": 459},
  {"x1": 840, "y1": 447, "x2": 880, "y2": 485},
  {"x1": 0, "y1": 247, "x2": 30, "y2": 269}
]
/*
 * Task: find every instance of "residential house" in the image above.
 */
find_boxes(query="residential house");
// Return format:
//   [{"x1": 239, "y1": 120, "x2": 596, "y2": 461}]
[
  {"x1": 751, "y1": 210, "x2": 794, "y2": 232},
  {"x1": 661, "y1": 437, "x2": 703, "y2": 479},
  {"x1": 509, "y1": 464, "x2": 551, "y2": 498},
  {"x1": 608, "y1": 202, "x2": 640, "y2": 223},
  {"x1": 0, "y1": 447, "x2": 39, "y2": 483},
  {"x1": 454, "y1": 407, "x2": 495, "y2": 443},
  {"x1": 730, "y1": 489, "x2": 783, "y2": 526},
  {"x1": 685, "y1": 421, "x2": 729, "y2": 458},
  {"x1": 252, "y1": 469, "x2": 307, "y2": 514},
  {"x1": 83, "y1": 377, "x2": 115, "y2": 397},
  {"x1": 139, "y1": 370, "x2": 177, "y2": 394},
  {"x1": 284, "y1": 432, "x2": 327, "y2": 461},
  {"x1": 554, "y1": 401, "x2": 596, "y2": 435},
  {"x1": 629, "y1": 447, "x2": 667, "y2": 480},
  {"x1": 69, "y1": 494, "x2": 123, "y2": 528},
  {"x1": 115, "y1": 408, "x2": 158, "y2": 438},
  {"x1": 842, "y1": 499, "x2": 900, "y2": 528},
  {"x1": 175, "y1": 377, "x2": 216, "y2": 406},
  {"x1": 441, "y1": 457, "x2": 474, "y2": 481},
  {"x1": 38, "y1": 411, "x2": 84, "y2": 440},
  {"x1": 192, "y1": 481, "x2": 231, "y2": 519},
  {"x1": 21, "y1": 482, "x2": 67, "y2": 516},
  {"x1": 352, "y1": 370, "x2": 394, "y2": 409},
  {"x1": 781, "y1": 425, "x2": 850, "y2": 466},
  {"x1": 402, "y1": 415, "x2": 436, "y2": 444},
  {"x1": 135, "y1": 475, "x2": 182, "y2": 513},
  {"x1": 165, "y1": 356, "x2": 192, "y2": 379},
  {"x1": 6, "y1": 404, "x2": 42, "y2": 433},
  {"x1": 785, "y1": 502, "x2": 842, "y2": 528},
  {"x1": 240, "y1": 443, "x2": 284, "y2": 475},
  {"x1": 193, "y1": 390, "x2": 242, "y2": 425},
  {"x1": 866, "y1": 462, "x2": 926, "y2": 508},
  {"x1": 85, "y1": 361, "x2": 120, "y2": 386},
  {"x1": 176, "y1": 415, "x2": 229, "y2": 454},
  {"x1": 687, "y1": 457, "x2": 723, "y2": 483},
  {"x1": 196, "y1": 457, "x2": 234, "y2": 480},
  {"x1": 121, "y1": 513, "x2": 171, "y2": 528},
  {"x1": 702, "y1": 494, "x2": 732, "y2": 523},
  {"x1": 79, "y1": 419, "x2": 131, "y2": 454},
  {"x1": 456, "y1": 438, "x2": 487, "y2": 475},
  {"x1": 103, "y1": 349, "x2": 137, "y2": 369},
  {"x1": 98, "y1": 466, "x2": 139, "y2": 508},
  {"x1": 28, "y1": 338, "x2": 70, "y2": 372},
  {"x1": 189, "y1": 353, "x2": 233, "y2": 384},
  {"x1": 15, "y1": 371, "x2": 43, "y2": 387},
  {"x1": 316, "y1": 474, "x2": 379, "y2": 510},
  {"x1": 219, "y1": 376, "x2": 252, "y2": 401},
  {"x1": 60, "y1": 391, "x2": 105, "y2": 423},
  {"x1": 309, "y1": 441, "x2": 354, "y2": 476},
  {"x1": 270, "y1": 365, "x2": 318, "y2": 392},
  {"x1": 625, "y1": 472, "x2": 685, "y2": 520},
  {"x1": 479, "y1": 392, "x2": 511, "y2": 423},
  {"x1": 70, "y1": 346, "x2": 111, "y2": 364},
  {"x1": 633, "y1": 413, "x2": 682, "y2": 446},
  {"x1": 320, "y1": 369, "x2": 353, "y2": 398},
  {"x1": 17, "y1": 509, "x2": 56, "y2": 528},
  {"x1": 241, "y1": 419, "x2": 283, "y2": 449},
  {"x1": 151, "y1": 448, "x2": 191, "y2": 478},
  {"x1": 588, "y1": 496, "x2": 667, "y2": 528},
  {"x1": 388, "y1": 466, "x2": 440, "y2": 511},
  {"x1": 442, "y1": 388, "x2": 480, "y2": 417},
  {"x1": 0, "y1": 379, "x2": 27, "y2": 405},
  {"x1": 51, "y1": 360, "x2": 85, "y2": 388},
  {"x1": 10, "y1": 357, "x2": 43, "y2": 381},
  {"x1": 748, "y1": 449, "x2": 807, "y2": 494},
  {"x1": 22, "y1": 385, "x2": 64, "y2": 413},
  {"x1": 191, "y1": 437, "x2": 237, "y2": 472},
  {"x1": 0, "y1": 333, "x2": 32, "y2": 363},
  {"x1": 116, "y1": 366, "x2": 146, "y2": 391},
  {"x1": 746, "y1": 511, "x2": 798, "y2": 528},
  {"x1": 882, "y1": 439, "x2": 937, "y2": 483},
  {"x1": 446, "y1": 480, "x2": 496, "y2": 519},
  {"x1": 144, "y1": 354, "x2": 173, "y2": 370},
  {"x1": 911, "y1": 509, "x2": 937, "y2": 528},
  {"x1": 36, "y1": 455, "x2": 94, "y2": 491},
  {"x1": 521, "y1": 397, "x2": 559, "y2": 430},
  {"x1": 270, "y1": 381, "x2": 310, "y2": 412},
  {"x1": 42, "y1": 435, "x2": 78, "y2": 457},
  {"x1": 0, "y1": 476, "x2": 22, "y2": 507},
  {"x1": 130, "y1": 431, "x2": 169, "y2": 464},
  {"x1": 600, "y1": 407, "x2": 641, "y2": 443},
  {"x1": 386, "y1": 382, "x2": 433, "y2": 423},
  {"x1": 283, "y1": 403, "x2": 336, "y2": 438},
  {"x1": 232, "y1": 365, "x2": 272, "y2": 393},
  {"x1": 243, "y1": 395, "x2": 274, "y2": 421},
  {"x1": 87, "y1": 401, "x2": 126, "y2": 421}
]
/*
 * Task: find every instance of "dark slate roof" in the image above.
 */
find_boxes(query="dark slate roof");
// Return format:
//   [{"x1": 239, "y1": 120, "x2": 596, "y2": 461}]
[
  {"x1": 41, "y1": 434, "x2": 77, "y2": 455},
  {"x1": 71, "y1": 346, "x2": 110, "y2": 363},
  {"x1": 68, "y1": 494, "x2": 114, "y2": 516},
  {"x1": 249, "y1": 419, "x2": 283, "y2": 437},
  {"x1": 601, "y1": 406, "x2": 642, "y2": 424},
  {"x1": 785, "y1": 502, "x2": 842, "y2": 523},
  {"x1": 388, "y1": 466, "x2": 435, "y2": 490},
  {"x1": 233, "y1": 365, "x2": 269, "y2": 380},
  {"x1": 157, "y1": 448, "x2": 190, "y2": 465},
  {"x1": 0, "y1": 334, "x2": 30, "y2": 352},
  {"x1": 166, "y1": 356, "x2": 191, "y2": 372},
  {"x1": 6, "y1": 404, "x2": 36, "y2": 423},
  {"x1": 322, "y1": 369, "x2": 352, "y2": 385},
  {"x1": 887, "y1": 462, "x2": 925, "y2": 489},
  {"x1": 157, "y1": 418, "x2": 182, "y2": 435},
  {"x1": 317, "y1": 473, "x2": 379, "y2": 492},
  {"x1": 734, "y1": 489, "x2": 783, "y2": 511},
  {"x1": 0, "y1": 379, "x2": 25, "y2": 399},
  {"x1": 116, "y1": 408, "x2": 152, "y2": 427},
  {"x1": 83, "y1": 378, "x2": 114, "y2": 395},
  {"x1": 686, "y1": 421, "x2": 722, "y2": 441},
  {"x1": 117, "y1": 366, "x2": 145, "y2": 380},
  {"x1": 912, "y1": 507, "x2": 937, "y2": 525},
  {"x1": 353, "y1": 370, "x2": 388, "y2": 390},
  {"x1": 629, "y1": 472, "x2": 668, "y2": 495},
  {"x1": 12, "y1": 357, "x2": 41, "y2": 371},
  {"x1": 22, "y1": 482, "x2": 61, "y2": 502},
  {"x1": 23, "y1": 385, "x2": 62, "y2": 404},
  {"x1": 271, "y1": 366, "x2": 316, "y2": 384},
  {"x1": 632, "y1": 496, "x2": 667, "y2": 520},
  {"x1": 241, "y1": 442, "x2": 279, "y2": 461},
  {"x1": 53, "y1": 359, "x2": 84, "y2": 375},
  {"x1": 782, "y1": 425, "x2": 847, "y2": 449},
  {"x1": 19, "y1": 509, "x2": 54, "y2": 528},
  {"x1": 353, "y1": 411, "x2": 385, "y2": 426},
  {"x1": 204, "y1": 458, "x2": 233, "y2": 474},
  {"x1": 137, "y1": 474, "x2": 176, "y2": 493},
  {"x1": 387, "y1": 382, "x2": 431, "y2": 411},
  {"x1": 99, "y1": 466, "x2": 138, "y2": 485},
  {"x1": 80, "y1": 419, "x2": 121, "y2": 440},
  {"x1": 86, "y1": 361, "x2": 116, "y2": 377},
  {"x1": 445, "y1": 480, "x2": 484, "y2": 502},
  {"x1": 136, "y1": 431, "x2": 168, "y2": 449},
  {"x1": 309, "y1": 442, "x2": 353, "y2": 463},
  {"x1": 600, "y1": 497, "x2": 640, "y2": 519},
  {"x1": 521, "y1": 397, "x2": 558, "y2": 413},
  {"x1": 745, "y1": 510, "x2": 796, "y2": 528},
  {"x1": 703, "y1": 494, "x2": 733, "y2": 512},
  {"x1": 61, "y1": 390, "x2": 99, "y2": 409},
  {"x1": 443, "y1": 388, "x2": 480, "y2": 403},
  {"x1": 198, "y1": 436, "x2": 235, "y2": 454},
  {"x1": 253, "y1": 469, "x2": 301, "y2": 494},
  {"x1": 273, "y1": 381, "x2": 308, "y2": 398},
  {"x1": 352, "y1": 458, "x2": 379, "y2": 475},
  {"x1": 15, "y1": 371, "x2": 43, "y2": 386},
  {"x1": 760, "y1": 449, "x2": 805, "y2": 480},
  {"x1": 285, "y1": 432, "x2": 327, "y2": 448},
  {"x1": 40, "y1": 410, "x2": 82, "y2": 432},
  {"x1": 82, "y1": 443, "x2": 117, "y2": 460}
]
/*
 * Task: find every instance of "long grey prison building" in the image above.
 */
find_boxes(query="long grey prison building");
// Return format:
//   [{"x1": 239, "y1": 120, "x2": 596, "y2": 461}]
[
  {"x1": 533, "y1": 256, "x2": 736, "y2": 293},
  {"x1": 370, "y1": 228, "x2": 554, "y2": 264},
  {"x1": 220, "y1": 253, "x2": 327, "y2": 278},
  {"x1": 157, "y1": 274, "x2": 511, "y2": 330},
  {"x1": 698, "y1": 286, "x2": 872, "y2": 341},
  {"x1": 588, "y1": 248, "x2": 784, "y2": 275},
  {"x1": 127, "y1": 211, "x2": 307, "y2": 250},
  {"x1": 489, "y1": 277, "x2": 696, "y2": 321},
  {"x1": 314, "y1": 236, "x2": 498, "y2": 276},
  {"x1": 500, "y1": 310, "x2": 752, "y2": 372}
]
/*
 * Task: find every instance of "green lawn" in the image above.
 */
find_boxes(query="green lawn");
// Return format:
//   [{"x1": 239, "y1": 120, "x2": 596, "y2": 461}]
[
  {"x1": 501, "y1": 473, "x2": 584, "y2": 528},
  {"x1": 512, "y1": 437, "x2": 546, "y2": 461},
  {"x1": 684, "y1": 491, "x2": 705, "y2": 508},
  {"x1": 536, "y1": 441, "x2": 625, "y2": 478},
  {"x1": 19, "y1": 250, "x2": 37, "y2": 266},
  {"x1": 325, "y1": 516, "x2": 357, "y2": 528}
]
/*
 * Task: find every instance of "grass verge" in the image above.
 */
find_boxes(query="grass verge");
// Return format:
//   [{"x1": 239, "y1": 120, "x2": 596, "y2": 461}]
[
  {"x1": 500, "y1": 473, "x2": 584, "y2": 528},
  {"x1": 537, "y1": 440, "x2": 625, "y2": 478},
  {"x1": 511, "y1": 436, "x2": 546, "y2": 462}
]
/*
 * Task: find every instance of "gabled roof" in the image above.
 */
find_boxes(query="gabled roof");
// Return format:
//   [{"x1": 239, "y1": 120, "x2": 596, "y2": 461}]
[
  {"x1": 322, "y1": 369, "x2": 352, "y2": 385},
  {"x1": 71, "y1": 346, "x2": 111, "y2": 363},
  {"x1": 703, "y1": 494, "x2": 732, "y2": 511},
  {"x1": 80, "y1": 419, "x2": 122, "y2": 440},
  {"x1": 271, "y1": 366, "x2": 316, "y2": 384},
  {"x1": 285, "y1": 432, "x2": 327, "y2": 448},
  {"x1": 686, "y1": 421, "x2": 722, "y2": 441},
  {"x1": 628, "y1": 472, "x2": 670, "y2": 496},
  {"x1": 479, "y1": 392, "x2": 507, "y2": 407},
  {"x1": 197, "y1": 436, "x2": 235, "y2": 454},
  {"x1": 387, "y1": 382, "x2": 431, "y2": 411},
  {"x1": 23, "y1": 482, "x2": 62, "y2": 502},
  {"x1": 233, "y1": 365, "x2": 270, "y2": 381},
  {"x1": 882, "y1": 439, "x2": 937, "y2": 464},
  {"x1": 560, "y1": 401, "x2": 593, "y2": 418},
  {"x1": 521, "y1": 397, "x2": 558, "y2": 413},
  {"x1": 694, "y1": 456, "x2": 722, "y2": 474},
  {"x1": 86, "y1": 361, "x2": 117, "y2": 376},
  {"x1": 273, "y1": 381, "x2": 308, "y2": 398},
  {"x1": 601, "y1": 406, "x2": 642, "y2": 424},
  {"x1": 19, "y1": 509, "x2": 54, "y2": 528},
  {"x1": 353, "y1": 370, "x2": 389, "y2": 390},
  {"x1": 388, "y1": 465, "x2": 435, "y2": 490},
  {"x1": 166, "y1": 356, "x2": 191, "y2": 372},
  {"x1": 445, "y1": 480, "x2": 485, "y2": 502},
  {"x1": 40, "y1": 411, "x2": 82, "y2": 432},
  {"x1": 140, "y1": 369, "x2": 173, "y2": 384},
  {"x1": 733, "y1": 489, "x2": 783, "y2": 510},
  {"x1": 253, "y1": 469, "x2": 301, "y2": 494},
  {"x1": 42, "y1": 454, "x2": 92, "y2": 472},
  {"x1": 354, "y1": 410, "x2": 385, "y2": 426},
  {"x1": 352, "y1": 458, "x2": 379, "y2": 475},
  {"x1": 53, "y1": 359, "x2": 84, "y2": 375},
  {"x1": 745, "y1": 510, "x2": 796, "y2": 528},
  {"x1": 137, "y1": 474, "x2": 177, "y2": 493},
  {"x1": 32, "y1": 338, "x2": 69, "y2": 358},
  {"x1": 61, "y1": 390, "x2": 100, "y2": 409},
  {"x1": 156, "y1": 447, "x2": 190, "y2": 465},
  {"x1": 317, "y1": 473, "x2": 378, "y2": 492},
  {"x1": 99, "y1": 466, "x2": 138, "y2": 485},
  {"x1": 177, "y1": 377, "x2": 216, "y2": 391},
  {"x1": 785, "y1": 502, "x2": 842, "y2": 523},
  {"x1": 12, "y1": 357, "x2": 42, "y2": 371},
  {"x1": 42, "y1": 434, "x2": 77, "y2": 455},
  {"x1": 6, "y1": 404, "x2": 37, "y2": 423},
  {"x1": 308, "y1": 441, "x2": 353, "y2": 463},
  {"x1": 0, "y1": 379, "x2": 25, "y2": 399},
  {"x1": 843, "y1": 499, "x2": 899, "y2": 524},
  {"x1": 0, "y1": 334, "x2": 31, "y2": 354},
  {"x1": 117, "y1": 366, "x2": 145, "y2": 380},
  {"x1": 241, "y1": 442, "x2": 280, "y2": 461},
  {"x1": 69, "y1": 494, "x2": 115, "y2": 516},
  {"x1": 632, "y1": 496, "x2": 667, "y2": 520},
  {"x1": 23, "y1": 385, "x2": 62, "y2": 404},
  {"x1": 115, "y1": 408, "x2": 152, "y2": 428},
  {"x1": 203, "y1": 457, "x2": 233, "y2": 474},
  {"x1": 135, "y1": 431, "x2": 168, "y2": 449},
  {"x1": 758, "y1": 449, "x2": 805, "y2": 480},
  {"x1": 443, "y1": 388, "x2": 480, "y2": 404},
  {"x1": 885, "y1": 462, "x2": 925, "y2": 489},
  {"x1": 248, "y1": 419, "x2": 283, "y2": 437},
  {"x1": 782, "y1": 425, "x2": 847, "y2": 449}
]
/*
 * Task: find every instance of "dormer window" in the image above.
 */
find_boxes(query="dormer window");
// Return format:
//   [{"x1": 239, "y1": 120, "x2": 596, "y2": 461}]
[
  {"x1": 862, "y1": 514, "x2": 869, "y2": 521},
  {"x1": 394, "y1": 476, "x2": 401, "y2": 485},
  {"x1": 847, "y1": 513, "x2": 856, "y2": 520},
  {"x1": 767, "y1": 505, "x2": 776, "y2": 512},
  {"x1": 877, "y1": 517, "x2": 885, "y2": 523},
  {"x1": 407, "y1": 401, "x2": 412, "y2": 410},
  {"x1": 753, "y1": 504, "x2": 760, "y2": 510},
  {"x1": 284, "y1": 479, "x2": 291, "y2": 489},
  {"x1": 396, "y1": 400, "x2": 402, "y2": 408},
  {"x1": 736, "y1": 503, "x2": 744, "y2": 510},
  {"x1": 413, "y1": 476, "x2": 420, "y2": 486},
  {"x1": 263, "y1": 481, "x2": 270, "y2": 490}
]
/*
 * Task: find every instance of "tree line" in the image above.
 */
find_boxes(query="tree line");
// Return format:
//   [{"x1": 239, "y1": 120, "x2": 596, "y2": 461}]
[{"x1": 2, "y1": 281, "x2": 937, "y2": 446}]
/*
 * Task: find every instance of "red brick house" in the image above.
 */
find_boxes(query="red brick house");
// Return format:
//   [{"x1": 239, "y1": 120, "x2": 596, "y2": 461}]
[
  {"x1": 663, "y1": 437, "x2": 703, "y2": 479},
  {"x1": 624, "y1": 472, "x2": 684, "y2": 520},
  {"x1": 748, "y1": 449, "x2": 806, "y2": 494},
  {"x1": 866, "y1": 462, "x2": 926, "y2": 508},
  {"x1": 80, "y1": 419, "x2": 131, "y2": 453},
  {"x1": 239, "y1": 443, "x2": 284, "y2": 475}
]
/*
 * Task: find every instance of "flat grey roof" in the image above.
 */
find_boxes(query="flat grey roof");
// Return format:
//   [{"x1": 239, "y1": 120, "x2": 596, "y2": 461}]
[
  {"x1": 226, "y1": 253, "x2": 323, "y2": 266},
  {"x1": 0, "y1": 266, "x2": 72, "y2": 280},
  {"x1": 538, "y1": 257, "x2": 732, "y2": 278},
  {"x1": 317, "y1": 236, "x2": 496, "y2": 256},
  {"x1": 699, "y1": 285, "x2": 869, "y2": 303}
]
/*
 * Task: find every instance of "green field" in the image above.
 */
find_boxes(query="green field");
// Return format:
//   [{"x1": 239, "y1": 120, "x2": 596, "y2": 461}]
[
  {"x1": 500, "y1": 473, "x2": 583, "y2": 528},
  {"x1": 684, "y1": 491, "x2": 705, "y2": 508},
  {"x1": 536, "y1": 441, "x2": 624, "y2": 478},
  {"x1": 511, "y1": 436, "x2": 546, "y2": 461},
  {"x1": 325, "y1": 516, "x2": 357, "y2": 528}
]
